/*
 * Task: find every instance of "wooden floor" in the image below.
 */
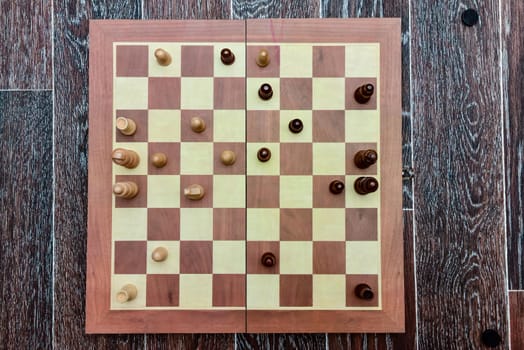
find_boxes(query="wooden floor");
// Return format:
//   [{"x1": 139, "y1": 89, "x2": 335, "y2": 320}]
[{"x1": 0, "y1": 1, "x2": 522, "y2": 349}]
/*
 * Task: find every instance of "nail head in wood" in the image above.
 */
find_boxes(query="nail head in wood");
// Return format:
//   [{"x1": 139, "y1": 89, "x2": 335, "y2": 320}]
[
  {"x1": 462, "y1": 9, "x2": 479, "y2": 27},
  {"x1": 481, "y1": 329, "x2": 502, "y2": 348}
]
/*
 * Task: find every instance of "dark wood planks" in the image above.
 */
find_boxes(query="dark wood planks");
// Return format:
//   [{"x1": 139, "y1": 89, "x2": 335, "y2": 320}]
[
  {"x1": 232, "y1": 0, "x2": 319, "y2": 19},
  {"x1": 0, "y1": 1, "x2": 52, "y2": 89},
  {"x1": 52, "y1": 1, "x2": 144, "y2": 348},
  {"x1": 502, "y1": 0, "x2": 524, "y2": 290},
  {"x1": 412, "y1": 2, "x2": 508, "y2": 349},
  {"x1": 0, "y1": 91, "x2": 53, "y2": 349},
  {"x1": 510, "y1": 291, "x2": 524, "y2": 350}
]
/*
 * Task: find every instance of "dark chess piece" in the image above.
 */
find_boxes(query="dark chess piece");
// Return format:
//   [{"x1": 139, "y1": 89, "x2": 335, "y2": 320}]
[
  {"x1": 329, "y1": 180, "x2": 345, "y2": 194},
  {"x1": 354, "y1": 83, "x2": 374, "y2": 104},
  {"x1": 257, "y1": 147, "x2": 271, "y2": 162},
  {"x1": 261, "y1": 252, "x2": 276, "y2": 267},
  {"x1": 220, "y1": 48, "x2": 235, "y2": 65},
  {"x1": 354, "y1": 176, "x2": 379, "y2": 195},
  {"x1": 354, "y1": 284, "x2": 374, "y2": 300},
  {"x1": 354, "y1": 149, "x2": 378, "y2": 169},
  {"x1": 288, "y1": 118, "x2": 303, "y2": 133},
  {"x1": 258, "y1": 83, "x2": 273, "y2": 100}
]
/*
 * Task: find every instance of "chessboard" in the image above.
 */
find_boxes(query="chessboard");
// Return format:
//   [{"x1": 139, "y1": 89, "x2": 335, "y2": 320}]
[{"x1": 87, "y1": 19, "x2": 403, "y2": 334}]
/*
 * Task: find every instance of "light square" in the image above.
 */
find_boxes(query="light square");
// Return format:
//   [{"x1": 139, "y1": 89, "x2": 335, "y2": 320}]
[
  {"x1": 280, "y1": 176, "x2": 313, "y2": 208},
  {"x1": 345, "y1": 175, "x2": 380, "y2": 208},
  {"x1": 246, "y1": 208, "x2": 280, "y2": 241},
  {"x1": 313, "y1": 275, "x2": 346, "y2": 308},
  {"x1": 279, "y1": 110, "x2": 312, "y2": 142},
  {"x1": 247, "y1": 78, "x2": 280, "y2": 110},
  {"x1": 312, "y1": 208, "x2": 346, "y2": 241},
  {"x1": 213, "y1": 110, "x2": 245, "y2": 142},
  {"x1": 345, "y1": 110, "x2": 380, "y2": 142},
  {"x1": 180, "y1": 78, "x2": 214, "y2": 109},
  {"x1": 112, "y1": 142, "x2": 148, "y2": 175},
  {"x1": 280, "y1": 44, "x2": 313, "y2": 77},
  {"x1": 313, "y1": 143, "x2": 346, "y2": 175},
  {"x1": 114, "y1": 77, "x2": 148, "y2": 109},
  {"x1": 146, "y1": 241, "x2": 180, "y2": 274},
  {"x1": 246, "y1": 143, "x2": 280, "y2": 175},
  {"x1": 180, "y1": 208, "x2": 213, "y2": 240},
  {"x1": 148, "y1": 43, "x2": 181, "y2": 77},
  {"x1": 179, "y1": 274, "x2": 212, "y2": 308},
  {"x1": 180, "y1": 142, "x2": 214, "y2": 175},
  {"x1": 346, "y1": 43, "x2": 380, "y2": 77},
  {"x1": 147, "y1": 175, "x2": 180, "y2": 208},
  {"x1": 312, "y1": 78, "x2": 345, "y2": 110},
  {"x1": 213, "y1": 175, "x2": 245, "y2": 208},
  {"x1": 346, "y1": 241, "x2": 380, "y2": 274},
  {"x1": 280, "y1": 241, "x2": 313, "y2": 274},
  {"x1": 247, "y1": 275, "x2": 279, "y2": 309},
  {"x1": 148, "y1": 109, "x2": 181, "y2": 142},
  {"x1": 213, "y1": 241, "x2": 246, "y2": 274},
  {"x1": 112, "y1": 208, "x2": 147, "y2": 240},
  {"x1": 214, "y1": 43, "x2": 245, "y2": 77},
  {"x1": 111, "y1": 274, "x2": 146, "y2": 309}
]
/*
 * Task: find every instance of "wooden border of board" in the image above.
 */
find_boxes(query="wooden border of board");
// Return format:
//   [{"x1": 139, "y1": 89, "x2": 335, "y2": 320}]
[
  {"x1": 86, "y1": 19, "x2": 246, "y2": 334},
  {"x1": 245, "y1": 18, "x2": 404, "y2": 333}
]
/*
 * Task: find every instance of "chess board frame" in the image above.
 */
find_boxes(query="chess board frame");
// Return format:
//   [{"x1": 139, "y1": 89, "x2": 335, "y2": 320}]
[{"x1": 87, "y1": 19, "x2": 403, "y2": 334}]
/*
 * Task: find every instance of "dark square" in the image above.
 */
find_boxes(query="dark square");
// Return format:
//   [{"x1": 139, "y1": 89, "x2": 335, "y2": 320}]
[
  {"x1": 346, "y1": 142, "x2": 378, "y2": 175},
  {"x1": 181, "y1": 45, "x2": 214, "y2": 77},
  {"x1": 280, "y1": 78, "x2": 312, "y2": 110},
  {"x1": 148, "y1": 77, "x2": 181, "y2": 109},
  {"x1": 313, "y1": 46, "x2": 345, "y2": 77},
  {"x1": 280, "y1": 275, "x2": 312, "y2": 307},
  {"x1": 114, "y1": 241, "x2": 147, "y2": 274},
  {"x1": 213, "y1": 208, "x2": 246, "y2": 240},
  {"x1": 147, "y1": 208, "x2": 180, "y2": 240},
  {"x1": 313, "y1": 175, "x2": 346, "y2": 208},
  {"x1": 180, "y1": 110, "x2": 213, "y2": 142},
  {"x1": 114, "y1": 175, "x2": 147, "y2": 208},
  {"x1": 246, "y1": 45, "x2": 280, "y2": 77},
  {"x1": 214, "y1": 78, "x2": 245, "y2": 109},
  {"x1": 280, "y1": 143, "x2": 312, "y2": 175},
  {"x1": 345, "y1": 77, "x2": 377, "y2": 110},
  {"x1": 213, "y1": 142, "x2": 245, "y2": 175},
  {"x1": 280, "y1": 209, "x2": 312, "y2": 241},
  {"x1": 180, "y1": 175, "x2": 213, "y2": 208},
  {"x1": 115, "y1": 110, "x2": 148, "y2": 142},
  {"x1": 313, "y1": 242, "x2": 346, "y2": 274},
  {"x1": 247, "y1": 241, "x2": 280, "y2": 274},
  {"x1": 247, "y1": 111, "x2": 280, "y2": 142},
  {"x1": 116, "y1": 45, "x2": 148, "y2": 77},
  {"x1": 213, "y1": 274, "x2": 245, "y2": 307},
  {"x1": 346, "y1": 208, "x2": 378, "y2": 241},
  {"x1": 148, "y1": 142, "x2": 180, "y2": 175},
  {"x1": 146, "y1": 274, "x2": 179, "y2": 307},
  {"x1": 179, "y1": 241, "x2": 213, "y2": 274},
  {"x1": 312, "y1": 110, "x2": 345, "y2": 142},
  {"x1": 247, "y1": 176, "x2": 280, "y2": 208},
  {"x1": 346, "y1": 274, "x2": 379, "y2": 307}
]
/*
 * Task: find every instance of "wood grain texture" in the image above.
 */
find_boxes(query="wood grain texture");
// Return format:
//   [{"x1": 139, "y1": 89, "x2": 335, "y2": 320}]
[
  {"x1": 236, "y1": 333, "x2": 326, "y2": 350},
  {"x1": 411, "y1": 1, "x2": 508, "y2": 349},
  {"x1": 510, "y1": 291, "x2": 524, "y2": 350},
  {"x1": 144, "y1": 0, "x2": 231, "y2": 19},
  {"x1": 502, "y1": 0, "x2": 524, "y2": 290},
  {"x1": 0, "y1": 91, "x2": 53, "y2": 349},
  {"x1": 232, "y1": 0, "x2": 319, "y2": 19},
  {"x1": 53, "y1": 0, "x2": 144, "y2": 348},
  {"x1": 0, "y1": 1, "x2": 52, "y2": 89}
]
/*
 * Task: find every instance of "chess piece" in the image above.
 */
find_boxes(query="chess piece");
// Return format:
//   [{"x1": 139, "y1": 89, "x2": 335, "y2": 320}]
[
  {"x1": 354, "y1": 149, "x2": 378, "y2": 169},
  {"x1": 154, "y1": 48, "x2": 172, "y2": 66},
  {"x1": 151, "y1": 152, "x2": 168, "y2": 168},
  {"x1": 258, "y1": 83, "x2": 273, "y2": 100},
  {"x1": 184, "y1": 184, "x2": 205, "y2": 200},
  {"x1": 354, "y1": 83, "x2": 374, "y2": 104},
  {"x1": 116, "y1": 284, "x2": 138, "y2": 303},
  {"x1": 220, "y1": 150, "x2": 236, "y2": 166},
  {"x1": 288, "y1": 118, "x2": 303, "y2": 133},
  {"x1": 116, "y1": 116, "x2": 137, "y2": 136},
  {"x1": 220, "y1": 48, "x2": 235, "y2": 65},
  {"x1": 257, "y1": 147, "x2": 271, "y2": 162},
  {"x1": 354, "y1": 176, "x2": 379, "y2": 195},
  {"x1": 354, "y1": 283, "x2": 374, "y2": 300},
  {"x1": 190, "y1": 116, "x2": 206, "y2": 133},
  {"x1": 256, "y1": 48, "x2": 270, "y2": 67},
  {"x1": 329, "y1": 180, "x2": 345, "y2": 194},
  {"x1": 151, "y1": 247, "x2": 168, "y2": 262},
  {"x1": 261, "y1": 252, "x2": 276, "y2": 267},
  {"x1": 113, "y1": 181, "x2": 139, "y2": 199},
  {"x1": 112, "y1": 148, "x2": 139, "y2": 168}
]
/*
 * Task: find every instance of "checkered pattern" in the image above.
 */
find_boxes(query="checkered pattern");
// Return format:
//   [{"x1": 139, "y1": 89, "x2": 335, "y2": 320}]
[{"x1": 246, "y1": 43, "x2": 381, "y2": 309}]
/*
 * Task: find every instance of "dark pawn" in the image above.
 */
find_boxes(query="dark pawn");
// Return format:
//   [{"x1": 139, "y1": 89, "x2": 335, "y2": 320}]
[
  {"x1": 258, "y1": 83, "x2": 273, "y2": 100},
  {"x1": 257, "y1": 147, "x2": 271, "y2": 162},
  {"x1": 354, "y1": 176, "x2": 379, "y2": 195},
  {"x1": 354, "y1": 83, "x2": 374, "y2": 104},
  {"x1": 261, "y1": 252, "x2": 276, "y2": 267},
  {"x1": 354, "y1": 283, "x2": 374, "y2": 300},
  {"x1": 220, "y1": 48, "x2": 235, "y2": 65},
  {"x1": 354, "y1": 149, "x2": 378, "y2": 169},
  {"x1": 329, "y1": 180, "x2": 345, "y2": 194},
  {"x1": 288, "y1": 118, "x2": 303, "y2": 133}
]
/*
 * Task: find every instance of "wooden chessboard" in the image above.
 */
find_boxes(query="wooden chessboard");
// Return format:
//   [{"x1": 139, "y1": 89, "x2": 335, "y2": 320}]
[{"x1": 87, "y1": 19, "x2": 403, "y2": 334}]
